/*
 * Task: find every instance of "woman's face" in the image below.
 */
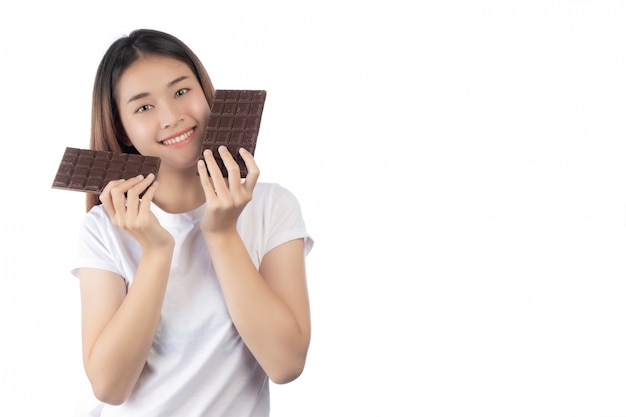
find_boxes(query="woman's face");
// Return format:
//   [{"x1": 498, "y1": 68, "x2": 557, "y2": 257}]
[{"x1": 115, "y1": 55, "x2": 211, "y2": 170}]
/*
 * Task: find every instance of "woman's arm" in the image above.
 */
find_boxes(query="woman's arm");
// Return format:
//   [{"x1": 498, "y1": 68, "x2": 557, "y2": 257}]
[
  {"x1": 79, "y1": 246, "x2": 173, "y2": 405},
  {"x1": 205, "y1": 234, "x2": 311, "y2": 384},
  {"x1": 79, "y1": 174, "x2": 174, "y2": 404},
  {"x1": 198, "y1": 147, "x2": 311, "y2": 383}
]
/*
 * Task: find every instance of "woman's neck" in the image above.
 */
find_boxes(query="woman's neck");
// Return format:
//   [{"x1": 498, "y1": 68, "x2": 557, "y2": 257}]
[{"x1": 152, "y1": 166, "x2": 206, "y2": 213}]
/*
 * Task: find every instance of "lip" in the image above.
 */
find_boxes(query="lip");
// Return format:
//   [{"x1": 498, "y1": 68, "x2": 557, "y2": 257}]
[{"x1": 159, "y1": 127, "x2": 195, "y2": 148}]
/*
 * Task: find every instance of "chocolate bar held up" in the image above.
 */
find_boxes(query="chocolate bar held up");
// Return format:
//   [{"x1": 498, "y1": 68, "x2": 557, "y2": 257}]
[
  {"x1": 201, "y1": 89, "x2": 267, "y2": 177},
  {"x1": 51, "y1": 147, "x2": 161, "y2": 194}
]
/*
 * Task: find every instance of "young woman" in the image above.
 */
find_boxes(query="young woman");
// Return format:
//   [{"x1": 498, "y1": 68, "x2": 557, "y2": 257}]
[{"x1": 72, "y1": 29, "x2": 313, "y2": 416}]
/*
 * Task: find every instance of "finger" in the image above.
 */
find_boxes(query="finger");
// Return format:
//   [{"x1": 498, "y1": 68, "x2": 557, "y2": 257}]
[
  {"x1": 238, "y1": 148, "x2": 260, "y2": 192},
  {"x1": 138, "y1": 177, "x2": 158, "y2": 216},
  {"x1": 201, "y1": 148, "x2": 221, "y2": 178},
  {"x1": 203, "y1": 148, "x2": 229, "y2": 196},
  {"x1": 107, "y1": 175, "x2": 145, "y2": 220},
  {"x1": 99, "y1": 179, "x2": 125, "y2": 216},
  {"x1": 219, "y1": 146, "x2": 243, "y2": 190},
  {"x1": 198, "y1": 151, "x2": 218, "y2": 201},
  {"x1": 125, "y1": 174, "x2": 155, "y2": 213}
]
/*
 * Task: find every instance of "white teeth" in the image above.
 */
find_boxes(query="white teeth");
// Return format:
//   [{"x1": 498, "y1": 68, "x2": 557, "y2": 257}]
[{"x1": 161, "y1": 129, "x2": 193, "y2": 145}]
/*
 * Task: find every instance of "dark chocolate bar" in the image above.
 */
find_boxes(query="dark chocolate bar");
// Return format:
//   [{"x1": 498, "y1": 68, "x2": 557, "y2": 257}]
[
  {"x1": 201, "y1": 89, "x2": 266, "y2": 177},
  {"x1": 51, "y1": 147, "x2": 161, "y2": 194}
]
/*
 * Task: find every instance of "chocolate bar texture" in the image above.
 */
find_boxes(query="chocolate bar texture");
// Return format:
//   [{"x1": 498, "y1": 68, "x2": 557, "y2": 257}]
[
  {"x1": 202, "y1": 89, "x2": 266, "y2": 177},
  {"x1": 51, "y1": 147, "x2": 161, "y2": 194}
]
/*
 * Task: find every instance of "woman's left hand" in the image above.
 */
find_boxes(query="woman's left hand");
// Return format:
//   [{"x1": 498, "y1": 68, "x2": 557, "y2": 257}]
[{"x1": 197, "y1": 146, "x2": 259, "y2": 235}]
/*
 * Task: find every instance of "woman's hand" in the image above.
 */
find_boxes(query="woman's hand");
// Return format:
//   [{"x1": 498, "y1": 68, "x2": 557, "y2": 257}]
[
  {"x1": 99, "y1": 173, "x2": 174, "y2": 249},
  {"x1": 197, "y1": 146, "x2": 259, "y2": 235}
]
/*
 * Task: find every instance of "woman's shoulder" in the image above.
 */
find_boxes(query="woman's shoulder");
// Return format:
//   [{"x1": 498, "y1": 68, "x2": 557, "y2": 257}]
[
  {"x1": 76, "y1": 204, "x2": 112, "y2": 237},
  {"x1": 253, "y1": 181, "x2": 286, "y2": 195},
  {"x1": 83, "y1": 203, "x2": 110, "y2": 224},
  {"x1": 252, "y1": 182, "x2": 301, "y2": 206}
]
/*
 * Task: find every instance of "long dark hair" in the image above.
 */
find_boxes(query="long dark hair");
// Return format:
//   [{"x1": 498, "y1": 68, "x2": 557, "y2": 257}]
[{"x1": 86, "y1": 29, "x2": 215, "y2": 211}]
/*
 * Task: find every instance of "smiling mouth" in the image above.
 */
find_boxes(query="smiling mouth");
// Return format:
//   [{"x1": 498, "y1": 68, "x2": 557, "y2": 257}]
[{"x1": 160, "y1": 128, "x2": 194, "y2": 146}]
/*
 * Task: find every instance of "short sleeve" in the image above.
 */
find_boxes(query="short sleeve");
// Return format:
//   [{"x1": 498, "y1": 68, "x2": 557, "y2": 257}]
[
  {"x1": 70, "y1": 206, "x2": 124, "y2": 279},
  {"x1": 264, "y1": 185, "x2": 314, "y2": 257}
]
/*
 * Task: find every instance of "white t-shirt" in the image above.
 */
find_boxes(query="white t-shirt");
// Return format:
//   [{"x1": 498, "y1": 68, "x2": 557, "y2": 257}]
[{"x1": 72, "y1": 182, "x2": 313, "y2": 417}]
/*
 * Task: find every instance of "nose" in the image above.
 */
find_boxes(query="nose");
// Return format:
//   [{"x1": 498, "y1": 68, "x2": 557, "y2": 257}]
[{"x1": 158, "y1": 100, "x2": 183, "y2": 129}]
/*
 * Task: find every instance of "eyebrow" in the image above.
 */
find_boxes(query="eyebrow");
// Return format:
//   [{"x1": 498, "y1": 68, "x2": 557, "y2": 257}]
[{"x1": 126, "y1": 75, "x2": 191, "y2": 104}]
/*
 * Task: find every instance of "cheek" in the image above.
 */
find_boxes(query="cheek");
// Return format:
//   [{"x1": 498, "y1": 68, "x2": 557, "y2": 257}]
[
  {"x1": 120, "y1": 114, "x2": 154, "y2": 145},
  {"x1": 189, "y1": 101, "x2": 211, "y2": 136},
  {"x1": 195, "y1": 101, "x2": 211, "y2": 123},
  {"x1": 188, "y1": 94, "x2": 211, "y2": 121}
]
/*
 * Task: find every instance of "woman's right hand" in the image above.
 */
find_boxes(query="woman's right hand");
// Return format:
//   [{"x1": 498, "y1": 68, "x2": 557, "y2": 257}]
[{"x1": 99, "y1": 173, "x2": 174, "y2": 250}]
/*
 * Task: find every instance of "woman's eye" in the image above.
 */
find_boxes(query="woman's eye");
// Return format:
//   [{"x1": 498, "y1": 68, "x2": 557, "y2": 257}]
[
  {"x1": 175, "y1": 88, "x2": 189, "y2": 97},
  {"x1": 135, "y1": 104, "x2": 153, "y2": 113}
]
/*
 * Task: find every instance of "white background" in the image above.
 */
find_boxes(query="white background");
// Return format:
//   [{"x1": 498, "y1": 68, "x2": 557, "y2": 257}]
[{"x1": 1, "y1": 1, "x2": 625, "y2": 416}]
